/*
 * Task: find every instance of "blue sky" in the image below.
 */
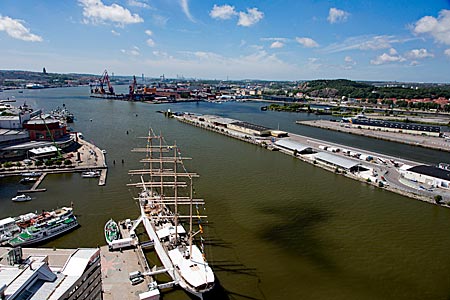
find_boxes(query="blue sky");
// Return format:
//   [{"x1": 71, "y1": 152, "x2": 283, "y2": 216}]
[{"x1": 0, "y1": 0, "x2": 450, "y2": 82}]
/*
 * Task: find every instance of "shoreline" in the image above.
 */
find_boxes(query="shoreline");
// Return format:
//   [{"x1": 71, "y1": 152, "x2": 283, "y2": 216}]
[
  {"x1": 297, "y1": 120, "x2": 450, "y2": 153},
  {"x1": 174, "y1": 114, "x2": 450, "y2": 208}
]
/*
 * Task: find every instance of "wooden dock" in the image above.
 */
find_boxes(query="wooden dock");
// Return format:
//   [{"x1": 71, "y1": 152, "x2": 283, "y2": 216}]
[
  {"x1": 18, "y1": 173, "x2": 47, "y2": 193},
  {"x1": 98, "y1": 169, "x2": 107, "y2": 186}
]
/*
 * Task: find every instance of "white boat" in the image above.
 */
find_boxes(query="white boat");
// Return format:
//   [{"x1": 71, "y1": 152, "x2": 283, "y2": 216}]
[
  {"x1": 8, "y1": 206, "x2": 79, "y2": 247},
  {"x1": 127, "y1": 129, "x2": 215, "y2": 298},
  {"x1": 0, "y1": 217, "x2": 21, "y2": 242},
  {"x1": 19, "y1": 177, "x2": 37, "y2": 183},
  {"x1": 21, "y1": 171, "x2": 42, "y2": 177},
  {"x1": 11, "y1": 194, "x2": 32, "y2": 202},
  {"x1": 81, "y1": 170, "x2": 100, "y2": 178}
]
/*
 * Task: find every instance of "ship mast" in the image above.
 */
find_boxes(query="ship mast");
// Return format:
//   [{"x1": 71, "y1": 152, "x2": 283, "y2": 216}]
[{"x1": 174, "y1": 142, "x2": 178, "y2": 243}]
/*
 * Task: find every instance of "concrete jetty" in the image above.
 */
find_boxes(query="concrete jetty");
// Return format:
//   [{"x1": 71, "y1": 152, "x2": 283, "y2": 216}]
[
  {"x1": 297, "y1": 119, "x2": 450, "y2": 152},
  {"x1": 175, "y1": 113, "x2": 450, "y2": 206}
]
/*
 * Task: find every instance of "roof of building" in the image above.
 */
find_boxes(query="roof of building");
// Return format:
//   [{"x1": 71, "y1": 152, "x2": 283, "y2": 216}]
[
  {"x1": 230, "y1": 121, "x2": 270, "y2": 132},
  {"x1": 351, "y1": 118, "x2": 440, "y2": 132},
  {"x1": 29, "y1": 145, "x2": 59, "y2": 155},
  {"x1": 407, "y1": 165, "x2": 450, "y2": 181},
  {"x1": 313, "y1": 152, "x2": 361, "y2": 170},
  {"x1": 274, "y1": 139, "x2": 311, "y2": 152},
  {"x1": 0, "y1": 248, "x2": 100, "y2": 300},
  {"x1": 202, "y1": 115, "x2": 236, "y2": 125}
]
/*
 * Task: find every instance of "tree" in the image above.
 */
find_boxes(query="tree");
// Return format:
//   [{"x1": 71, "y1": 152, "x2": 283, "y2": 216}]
[{"x1": 434, "y1": 195, "x2": 443, "y2": 204}]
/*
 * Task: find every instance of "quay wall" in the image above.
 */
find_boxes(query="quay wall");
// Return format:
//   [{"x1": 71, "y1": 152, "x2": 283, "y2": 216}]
[
  {"x1": 175, "y1": 115, "x2": 449, "y2": 208},
  {"x1": 297, "y1": 120, "x2": 450, "y2": 153}
]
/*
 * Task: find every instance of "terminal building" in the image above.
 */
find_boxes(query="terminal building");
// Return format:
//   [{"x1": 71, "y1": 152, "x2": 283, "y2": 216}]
[{"x1": 0, "y1": 247, "x2": 102, "y2": 300}]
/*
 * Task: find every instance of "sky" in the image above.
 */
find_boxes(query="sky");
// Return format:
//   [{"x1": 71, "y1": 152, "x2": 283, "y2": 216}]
[{"x1": 0, "y1": 0, "x2": 450, "y2": 82}]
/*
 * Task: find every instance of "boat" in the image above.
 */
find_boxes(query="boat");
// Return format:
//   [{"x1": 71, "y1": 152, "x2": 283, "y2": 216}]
[
  {"x1": 11, "y1": 194, "x2": 32, "y2": 202},
  {"x1": 127, "y1": 129, "x2": 215, "y2": 298},
  {"x1": 19, "y1": 177, "x2": 37, "y2": 184},
  {"x1": 81, "y1": 170, "x2": 100, "y2": 178},
  {"x1": 7, "y1": 206, "x2": 79, "y2": 247},
  {"x1": 21, "y1": 171, "x2": 42, "y2": 177},
  {"x1": 104, "y1": 219, "x2": 120, "y2": 246},
  {"x1": 0, "y1": 217, "x2": 21, "y2": 243}
]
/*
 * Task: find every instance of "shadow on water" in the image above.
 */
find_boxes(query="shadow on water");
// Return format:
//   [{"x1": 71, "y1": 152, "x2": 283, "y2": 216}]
[{"x1": 259, "y1": 204, "x2": 336, "y2": 271}]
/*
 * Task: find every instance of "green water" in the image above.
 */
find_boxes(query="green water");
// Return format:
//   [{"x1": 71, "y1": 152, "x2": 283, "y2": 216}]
[{"x1": 1, "y1": 87, "x2": 450, "y2": 299}]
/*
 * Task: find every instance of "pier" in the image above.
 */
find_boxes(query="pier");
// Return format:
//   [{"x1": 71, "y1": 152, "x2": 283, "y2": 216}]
[
  {"x1": 297, "y1": 119, "x2": 450, "y2": 153},
  {"x1": 175, "y1": 113, "x2": 450, "y2": 206}
]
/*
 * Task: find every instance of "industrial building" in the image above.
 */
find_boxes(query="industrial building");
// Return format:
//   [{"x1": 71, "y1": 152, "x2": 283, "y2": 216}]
[
  {"x1": 274, "y1": 139, "x2": 314, "y2": 154},
  {"x1": 313, "y1": 152, "x2": 367, "y2": 172},
  {"x1": 400, "y1": 165, "x2": 450, "y2": 189},
  {"x1": 0, "y1": 247, "x2": 102, "y2": 300},
  {"x1": 349, "y1": 118, "x2": 441, "y2": 137},
  {"x1": 227, "y1": 121, "x2": 271, "y2": 136}
]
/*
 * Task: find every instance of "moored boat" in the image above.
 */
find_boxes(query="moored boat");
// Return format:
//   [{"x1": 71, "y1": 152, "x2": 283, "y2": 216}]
[
  {"x1": 81, "y1": 170, "x2": 100, "y2": 178},
  {"x1": 19, "y1": 177, "x2": 37, "y2": 184},
  {"x1": 0, "y1": 217, "x2": 21, "y2": 243},
  {"x1": 7, "y1": 206, "x2": 79, "y2": 247},
  {"x1": 127, "y1": 129, "x2": 215, "y2": 298},
  {"x1": 11, "y1": 194, "x2": 32, "y2": 202},
  {"x1": 104, "y1": 219, "x2": 120, "y2": 246}
]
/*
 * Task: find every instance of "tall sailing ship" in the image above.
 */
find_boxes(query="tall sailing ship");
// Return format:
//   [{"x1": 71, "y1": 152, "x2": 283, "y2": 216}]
[{"x1": 127, "y1": 129, "x2": 215, "y2": 298}]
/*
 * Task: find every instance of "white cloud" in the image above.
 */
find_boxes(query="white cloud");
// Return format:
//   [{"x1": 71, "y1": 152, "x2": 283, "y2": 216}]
[
  {"x1": 445, "y1": 49, "x2": 450, "y2": 57},
  {"x1": 238, "y1": 8, "x2": 264, "y2": 27},
  {"x1": 179, "y1": 0, "x2": 195, "y2": 22},
  {"x1": 145, "y1": 29, "x2": 152, "y2": 36},
  {"x1": 389, "y1": 48, "x2": 398, "y2": 55},
  {"x1": 261, "y1": 37, "x2": 288, "y2": 42},
  {"x1": 79, "y1": 0, "x2": 143, "y2": 26},
  {"x1": 322, "y1": 35, "x2": 414, "y2": 53},
  {"x1": 296, "y1": 37, "x2": 319, "y2": 48},
  {"x1": 270, "y1": 41, "x2": 284, "y2": 49},
  {"x1": 0, "y1": 15, "x2": 42, "y2": 42},
  {"x1": 370, "y1": 52, "x2": 406, "y2": 65},
  {"x1": 413, "y1": 9, "x2": 450, "y2": 45},
  {"x1": 406, "y1": 48, "x2": 434, "y2": 59},
  {"x1": 209, "y1": 4, "x2": 236, "y2": 20},
  {"x1": 121, "y1": 46, "x2": 140, "y2": 56},
  {"x1": 327, "y1": 7, "x2": 349, "y2": 24},
  {"x1": 146, "y1": 38, "x2": 155, "y2": 47},
  {"x1": 344, "y1": 56, "x2": 353, "y2": 63},
  {"x1": 111, "y1": 30, "x2": 120, "y2": 36},
  {"x1": 128, "y1": 0, "x2": 150, "y2": 9}
]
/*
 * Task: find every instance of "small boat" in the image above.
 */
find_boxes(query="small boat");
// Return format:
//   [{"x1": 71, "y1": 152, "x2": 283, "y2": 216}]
[
  {"x1": 20, "y1": 177, "x2": 37, "y2": 184},
  {"x1": 12, "y1": 194, "x2": 32, "y2": 202},
  {"x1": 21, "y1": 171, "x2": 42, "y2": 177},
  {"x1": 81, "y1": 170, "x2": 100, "y2": 178},
  {"x1": 104, "y1": 219, "x2": 120, "y2": 246}
]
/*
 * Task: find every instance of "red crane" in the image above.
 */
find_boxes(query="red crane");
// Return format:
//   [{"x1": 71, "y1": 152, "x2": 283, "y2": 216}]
[{"x1": 99, "y1": 70, "x2": 114, "y2": 95}]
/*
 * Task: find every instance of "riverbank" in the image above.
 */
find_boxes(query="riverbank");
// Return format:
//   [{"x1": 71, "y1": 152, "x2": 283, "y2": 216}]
[
  {"x1": 175, "y1": 113, "x2": 450, "y2": 207},
  {"x1": 297, "y1": 120, "x2": 450, "y2": 153}
]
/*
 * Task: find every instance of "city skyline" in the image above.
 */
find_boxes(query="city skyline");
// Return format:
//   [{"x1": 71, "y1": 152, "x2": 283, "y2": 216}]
[{"x1": 0, "y1": 0, "x2": 449, "y2": 82}]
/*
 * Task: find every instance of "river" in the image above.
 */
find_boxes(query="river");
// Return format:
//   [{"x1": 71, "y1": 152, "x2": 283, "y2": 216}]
[{"x1": 1, "y1": 87, "x2": 450, "y2": 300}]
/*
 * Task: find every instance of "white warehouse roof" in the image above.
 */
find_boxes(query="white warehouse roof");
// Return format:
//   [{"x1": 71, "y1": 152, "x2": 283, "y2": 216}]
[
  {"x1": 274, "y1": 139, "x2": 311, "y2": 152},
  {"x1": 313, "y1": 152, "x2": 361, "y2": 170}
]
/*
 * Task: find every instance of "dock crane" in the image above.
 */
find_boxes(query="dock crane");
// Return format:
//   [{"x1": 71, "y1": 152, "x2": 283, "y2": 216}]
[
  {"x1": 100, "y1": 70, "x2": 114, "y2": 95},
  {"x1": 129, "y1": 75, "x2": 137, "y2": 100}
]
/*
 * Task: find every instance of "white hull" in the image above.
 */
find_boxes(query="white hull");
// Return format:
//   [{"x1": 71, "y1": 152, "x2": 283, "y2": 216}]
[{"x1": 9, "y1": 217, "x2": 79, "y2": 247}]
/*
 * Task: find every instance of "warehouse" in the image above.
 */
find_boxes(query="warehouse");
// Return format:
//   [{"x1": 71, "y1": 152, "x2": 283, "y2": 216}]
[
  {"x1": 350, "y1": 118, "x2": 441, "y2": 137},
  {"x1": 400, "y1": 165, "x2": 450, "y2": 189},
  {"x1": 227, "y1": 121, "x2": 271, "y2": 136},
  {"x1": 274, "y1": 139, "x2": 314, "y2": 154},
  {"x1": 313, "y1": 152, "x2": 367, "y2": 172}
]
